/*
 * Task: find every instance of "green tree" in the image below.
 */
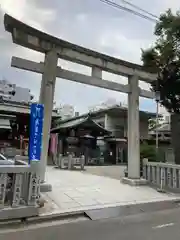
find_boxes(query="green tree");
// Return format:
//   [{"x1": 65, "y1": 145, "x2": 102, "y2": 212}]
[
  {"x1": 140, "y1": 142, "x2": 165, "y2": 163},
  {"x1": 141, "y1": 9, "x2": 180, "y2": 164},
  {"x1": 140, "y1": 142, "x2": 157, "y2": 162},
  {"x1": 148, "y1": 117, "x2": 163, "y2": 130},
  {"x1": 148, "y1": 118, "x2": 156, "y2": 130}
]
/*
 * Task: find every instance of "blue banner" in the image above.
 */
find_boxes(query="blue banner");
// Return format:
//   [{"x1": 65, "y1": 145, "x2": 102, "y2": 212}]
[{"x1": 29, "y1": 103, "x2": 44, "y2": 163}]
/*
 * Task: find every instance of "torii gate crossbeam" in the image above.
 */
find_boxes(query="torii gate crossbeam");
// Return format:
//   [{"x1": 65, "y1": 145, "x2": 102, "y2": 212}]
[{"x1": 11, "y1": 57, "x2": 155, "y2": 99}]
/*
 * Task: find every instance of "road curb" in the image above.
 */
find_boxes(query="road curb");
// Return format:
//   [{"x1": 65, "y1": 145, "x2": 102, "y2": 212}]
[
  {"x1": 27, "y1": 210, "x2": 86, "y2": 223},
  {"x1": 84, "y1": 198, "x2": 180, "y2": 220},
  {"x1": 1, "y1": 197, "x2": 180, "y2": 228},
  {"x1": 23, "y1": 197, "x2": 180, "y2": 223},
  {"x1": 0, "y1": 210, "x2": 86, "y2": 229}
]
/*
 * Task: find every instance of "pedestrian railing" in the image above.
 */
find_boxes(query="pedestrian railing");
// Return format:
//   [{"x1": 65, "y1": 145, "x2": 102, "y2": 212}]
[
  {"x1": 143, "y1": 159, "x2": 180, "y2": 192},
  {"x1": 56, "y1": 154, "x2": 85, "y2": 170},
  {"x1": 0, "y1": 163, "x2": 40, "y2": 220}
]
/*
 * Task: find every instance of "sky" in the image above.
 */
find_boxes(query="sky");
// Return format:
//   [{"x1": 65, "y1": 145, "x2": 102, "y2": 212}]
[{"x1": 0, "y1": 0, "x2": 179, "y2": 114}]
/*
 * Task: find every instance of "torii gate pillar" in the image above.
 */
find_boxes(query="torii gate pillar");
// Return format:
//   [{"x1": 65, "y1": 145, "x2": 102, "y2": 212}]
[
  {"x1": 127, "y1": 75, "x2": 140, "y2": 179},
  {"x1": 122, "y1": 75, "x2": 147, "y2": 185},
  {"x1": 39, "y1": 49, "x2": 58, "y2": 183}
]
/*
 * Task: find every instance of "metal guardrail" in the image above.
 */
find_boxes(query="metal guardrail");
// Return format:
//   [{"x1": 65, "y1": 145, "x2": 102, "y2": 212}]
[{"x1": 143, "y1": 159, "x2": 180, "y2": 192}]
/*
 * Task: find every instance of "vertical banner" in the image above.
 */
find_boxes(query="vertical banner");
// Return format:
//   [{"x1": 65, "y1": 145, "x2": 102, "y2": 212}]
[
  {"x1": 50, "y1": 133, "x2": 58, "y2": 154},
  {"x1": 29, "y1": 103, "x2": 44, "y2": 163}
]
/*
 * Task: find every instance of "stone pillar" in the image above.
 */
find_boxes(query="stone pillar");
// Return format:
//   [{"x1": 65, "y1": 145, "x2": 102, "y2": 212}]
[
  {"x1": 91, "y1": 67, "x2": 102, "y2": 79},
  {"x1": 127, "y1": 75, "x2": 140, "y2": 179},
  {"x1": 39, "y1": 49, "x2": 58, "y2": 182}
]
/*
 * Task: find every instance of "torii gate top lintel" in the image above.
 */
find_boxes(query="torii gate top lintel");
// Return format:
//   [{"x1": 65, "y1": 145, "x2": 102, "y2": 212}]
[{"x1": 4, "y1": 13, "x2": 156, "y2": 83}]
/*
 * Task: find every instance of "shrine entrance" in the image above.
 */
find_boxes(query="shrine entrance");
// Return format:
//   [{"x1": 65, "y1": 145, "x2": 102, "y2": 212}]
[{"x1": 4, "y1": 13, "x2": 157, "y2": 183}]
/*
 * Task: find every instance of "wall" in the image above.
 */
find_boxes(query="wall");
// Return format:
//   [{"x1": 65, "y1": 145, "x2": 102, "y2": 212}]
[
  {"x1": 91, "y1": 112, "x2": 149, "y2": 164},
  {"x1": 0, "y1": 80, "x2": 15, "y2": 100},
  {"x1": 140, "y1": 120, "x2": 149, "y2": 139},
  {"x1": 89, "y1": 112, "x2": 149, "y2": 140},
  {"x1": 0, "y1": 80, "x2": 33, "y2": 103},
  {"x1": 105, "y1": 114, "x2": 126, "y2": 138},
  {"x1": 10, "y1": 86, "x2": 32, "y2": 103},
  {"x1": 104, "y1": 113, "x2": 149, "y2": 139}
]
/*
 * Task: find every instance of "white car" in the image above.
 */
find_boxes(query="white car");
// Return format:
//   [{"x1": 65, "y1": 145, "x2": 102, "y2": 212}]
[{"x1": 0, "y1": 153, "x2": 14, "y2": 165}]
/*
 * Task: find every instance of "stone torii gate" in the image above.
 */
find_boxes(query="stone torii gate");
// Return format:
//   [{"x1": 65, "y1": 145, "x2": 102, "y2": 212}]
[{"x1": 4, "y1": 14, "x2": 157, "y2": 185}]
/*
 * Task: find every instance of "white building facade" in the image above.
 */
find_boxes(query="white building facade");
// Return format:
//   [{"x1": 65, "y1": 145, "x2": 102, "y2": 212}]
[
  {"x1": 0, "y1": 80, "x2": 33, "y2": 103},
  {"x1": 54, "y1": 104, "x2": 75, "y2": 120}
]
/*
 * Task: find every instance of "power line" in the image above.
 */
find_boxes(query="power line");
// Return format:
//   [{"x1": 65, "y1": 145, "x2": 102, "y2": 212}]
[
  {"x1": 118, "y1": 0, "x2": 158, "y2": 19},
  {"x1": 100, "y1": 0, "x2": 157, "y2": 22},
  {"x1": 99, "y1": 0, "x2": 158, "y2": 22}
]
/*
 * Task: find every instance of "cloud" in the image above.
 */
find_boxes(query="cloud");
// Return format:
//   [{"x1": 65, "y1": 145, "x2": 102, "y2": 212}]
[{"x1": 0, "y1": 0, "x2": 178, "y2": 114}]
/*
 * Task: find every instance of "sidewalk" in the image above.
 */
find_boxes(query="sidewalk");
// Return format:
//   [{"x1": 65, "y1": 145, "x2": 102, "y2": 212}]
[{"x1": 40, "y1": 166, "x2": 180, "y2": 216}]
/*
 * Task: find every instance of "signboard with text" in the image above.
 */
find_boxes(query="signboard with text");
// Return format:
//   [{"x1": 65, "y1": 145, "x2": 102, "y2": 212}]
[{"x1": 29, "y1": 103, "x2": 44, "y2": 163}]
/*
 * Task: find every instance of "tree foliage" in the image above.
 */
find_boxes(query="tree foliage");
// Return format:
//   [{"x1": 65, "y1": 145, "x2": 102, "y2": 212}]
[
  {"x1": 148, "y1": 117, "x2": 163, "y2": 130},
  {"x1": 140, "y1": 142, "x2": 165, "y2": 162},
  {"x1": 148, "y1": 118, "x2": 156, "y2": 130},
  {"x1": 141, "y1": 9, "x2": 180, "y2": 113},
  {"x1": 140, "y1": 142, "x2": 157, "y2": 162}
]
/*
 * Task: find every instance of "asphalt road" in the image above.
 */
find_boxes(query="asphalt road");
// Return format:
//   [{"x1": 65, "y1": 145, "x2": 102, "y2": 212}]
[{"x1": 1, "y1": 207, "x2": 180, "y2": 240}]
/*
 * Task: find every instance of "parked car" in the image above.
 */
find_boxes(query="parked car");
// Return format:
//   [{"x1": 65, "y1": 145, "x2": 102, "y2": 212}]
[{"x1": 0, "y1": 153, "x2": 14, "y2": 165}]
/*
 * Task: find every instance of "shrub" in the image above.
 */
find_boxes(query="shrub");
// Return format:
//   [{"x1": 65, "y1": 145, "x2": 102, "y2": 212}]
[{"x1": 140, "y1": 143, "x2": 157, "y2": 162}]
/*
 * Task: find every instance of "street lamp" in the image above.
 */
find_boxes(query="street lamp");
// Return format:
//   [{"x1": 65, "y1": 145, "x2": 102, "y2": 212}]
[{"x1": 155, "y1": 91, "x2": 160, "y2": 152}]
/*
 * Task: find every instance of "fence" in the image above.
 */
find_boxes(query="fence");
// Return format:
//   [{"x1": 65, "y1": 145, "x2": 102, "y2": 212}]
[
  {"x1": 0, "y1": 161, "x2": 40, "y2": 220},
  {"x1": 55, "y1": 154, "x2": 85, "y2": 170},
  {"x1": 143, "y1": 159, "x2": 180, "y2": 192}
]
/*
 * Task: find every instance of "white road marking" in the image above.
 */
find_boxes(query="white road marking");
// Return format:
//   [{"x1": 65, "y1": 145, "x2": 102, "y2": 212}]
[{"x1": 152, "y1": 223, "x2": 175, "y2": 229}]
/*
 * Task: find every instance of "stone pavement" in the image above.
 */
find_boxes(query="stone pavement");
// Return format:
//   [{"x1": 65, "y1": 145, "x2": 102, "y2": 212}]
[
  {"x1": 84, "y1": 165, "x2": 126, "y2": 180},
  {"x1": 40, "y1": 166, "x2": 180, "y2": 216}
]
